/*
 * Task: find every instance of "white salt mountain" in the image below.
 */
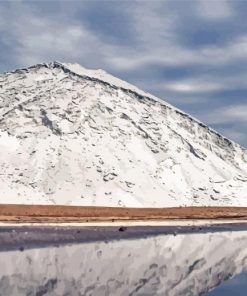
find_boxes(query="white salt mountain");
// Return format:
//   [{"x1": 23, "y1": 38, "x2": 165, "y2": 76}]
[{"x1": 0, "y1": 62, "x2": 246, "y2": 207}]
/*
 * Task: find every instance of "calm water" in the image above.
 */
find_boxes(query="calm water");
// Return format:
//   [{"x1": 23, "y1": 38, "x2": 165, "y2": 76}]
[{"x1": 0, "y1": 225, "x2": 247, "y2": 295}]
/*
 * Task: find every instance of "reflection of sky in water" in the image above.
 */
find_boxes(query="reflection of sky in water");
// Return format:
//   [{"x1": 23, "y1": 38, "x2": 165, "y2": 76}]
[
  {"x1": 0, "y1": 229, "x2": 247, "y2": 295},
  {"x1": 207, "y1": 271, "x2": 247, "y2": 296}
]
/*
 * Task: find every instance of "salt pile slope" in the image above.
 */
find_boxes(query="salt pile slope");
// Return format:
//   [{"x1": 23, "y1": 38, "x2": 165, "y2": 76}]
[{"x1": 0, "y1": 62, "x2": 246, "y2": 206}]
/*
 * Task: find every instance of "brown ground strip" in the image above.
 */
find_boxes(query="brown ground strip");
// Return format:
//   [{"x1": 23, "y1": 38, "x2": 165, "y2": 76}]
[{"x1": 0, "y1": 204, "x2": 247, "y2": 223}]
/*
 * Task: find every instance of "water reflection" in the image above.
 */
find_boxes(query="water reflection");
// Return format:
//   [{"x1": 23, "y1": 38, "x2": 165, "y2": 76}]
[{"x1": 0, "y1": 229, "x2": 247, "y2": 295}]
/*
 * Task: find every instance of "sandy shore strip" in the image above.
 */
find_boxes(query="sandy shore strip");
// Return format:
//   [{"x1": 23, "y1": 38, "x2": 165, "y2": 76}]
[{"x1": 0, "y1": 204, "x2": 247, "y2": 224}]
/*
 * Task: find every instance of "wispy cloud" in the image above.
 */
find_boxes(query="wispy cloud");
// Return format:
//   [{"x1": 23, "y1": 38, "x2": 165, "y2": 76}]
[
  {"x1": 196, "y1": 0, "x2": 234, "y2": 21},
  {"x1": 203, "y1": 104, "x2": 247, "y2": 124},
  {"x1": 163, "y1": 80, "x2": 223, "y2": 93},
  {"x1": 107, "y1": 34, "x2": 247, "y2": 72},
  {"x1": 0, "y1": 1, "x2": 114, "y2": 69}
]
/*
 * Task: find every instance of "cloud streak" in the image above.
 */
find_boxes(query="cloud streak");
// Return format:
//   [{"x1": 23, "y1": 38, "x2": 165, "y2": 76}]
[
  {"x1": 196, "y1": 0, "x2": 234, "y2": 21},
  {"x1": 203, "y1": 104, "x2": 247, "y2": 125}
]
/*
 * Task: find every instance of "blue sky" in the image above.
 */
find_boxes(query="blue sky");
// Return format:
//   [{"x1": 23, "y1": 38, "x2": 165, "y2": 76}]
[{"x1": 0, "y1": 0, "x2": 247, "y2": 147}]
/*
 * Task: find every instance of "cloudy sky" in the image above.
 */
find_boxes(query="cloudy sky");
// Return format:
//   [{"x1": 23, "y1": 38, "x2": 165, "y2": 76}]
[{"x1": 0, "y1": 0, "x2": 247, "y2": 147}]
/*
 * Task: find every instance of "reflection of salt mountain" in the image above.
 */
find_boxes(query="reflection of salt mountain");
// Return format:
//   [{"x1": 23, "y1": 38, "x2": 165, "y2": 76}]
[
  {"x1": 1, "y1": 62, "x2": 247, "y2": 206},
  {"x1": 1, "y1": 231, "x2": 247, "y2": 295}
]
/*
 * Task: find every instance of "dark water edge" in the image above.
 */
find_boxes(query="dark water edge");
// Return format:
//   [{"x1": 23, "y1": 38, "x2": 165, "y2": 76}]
[{"x1": 0, "y1": 222, "x2": 247, "y2": 252}]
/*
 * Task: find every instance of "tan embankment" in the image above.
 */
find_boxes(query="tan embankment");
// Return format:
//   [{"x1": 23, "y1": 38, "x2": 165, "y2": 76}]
[{"x1": 0, "y1": 204, "x2": 247, "y2": 223}]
